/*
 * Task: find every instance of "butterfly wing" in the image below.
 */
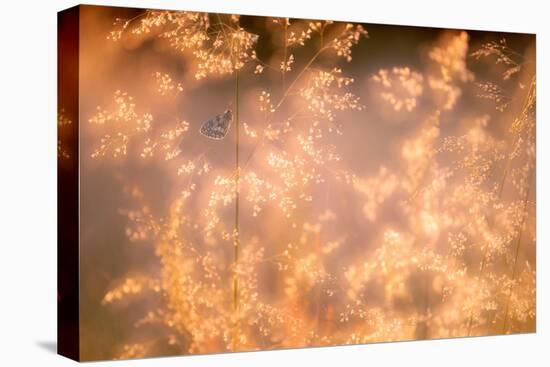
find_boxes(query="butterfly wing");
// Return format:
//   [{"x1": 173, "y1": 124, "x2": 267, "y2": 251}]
[{"x1": 199, "y1": 110, "x2": 232, "y2": 140}]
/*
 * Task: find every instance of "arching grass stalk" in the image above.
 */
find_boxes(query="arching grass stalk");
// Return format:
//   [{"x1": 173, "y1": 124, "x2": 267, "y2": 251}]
[
  {"x1": 466, "y1": 78, "x2": 535, "y2": 336},
  {"x1": 232, "y1": 56, "x2": 241, "y2": 353},
  {"x1": 212, "y1": 12, "x2": 242, "y2": 352},
  {"x1": 502, "y1": 168, "x2": 534, "y2": 333}
]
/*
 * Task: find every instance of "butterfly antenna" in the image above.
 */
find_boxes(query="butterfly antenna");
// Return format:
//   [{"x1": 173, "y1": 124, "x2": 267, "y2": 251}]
[{"x1": 226, "y1": 99, "x2": 235, "y2": 112}]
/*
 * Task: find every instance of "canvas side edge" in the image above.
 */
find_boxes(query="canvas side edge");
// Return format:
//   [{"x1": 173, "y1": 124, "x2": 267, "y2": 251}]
[{"x1": 57, "y1": 5, "x2": 81, "y2": 362}]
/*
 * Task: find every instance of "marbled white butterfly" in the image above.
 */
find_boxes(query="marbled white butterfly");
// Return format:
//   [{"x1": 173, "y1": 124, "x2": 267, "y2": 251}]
[{"x1": 199, "y1": 110, "x2": 232, "y2": 140}]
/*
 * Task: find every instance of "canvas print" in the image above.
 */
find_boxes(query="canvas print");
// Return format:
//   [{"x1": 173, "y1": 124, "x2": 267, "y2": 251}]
[{"x1": 57, "y1": 4, "x2": 536, "y2": 362}]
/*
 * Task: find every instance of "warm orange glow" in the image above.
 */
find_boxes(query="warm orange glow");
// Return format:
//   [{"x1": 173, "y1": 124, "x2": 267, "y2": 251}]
[{"x1": 69, "y1": 6, "x2": 536, "y2": 361}]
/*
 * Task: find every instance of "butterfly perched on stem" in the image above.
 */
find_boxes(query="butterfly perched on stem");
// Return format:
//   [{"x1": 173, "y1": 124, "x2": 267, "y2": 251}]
[{"x1": 199, "y1": 110, "x2": 233, "y2": 140}]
